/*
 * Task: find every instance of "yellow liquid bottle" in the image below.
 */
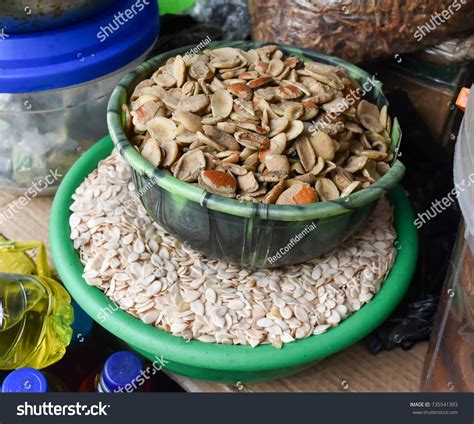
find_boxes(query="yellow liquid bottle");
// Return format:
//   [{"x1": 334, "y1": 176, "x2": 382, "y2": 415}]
[{"x1": 0, "y1": 273, "x2": 73, "y2": 370}]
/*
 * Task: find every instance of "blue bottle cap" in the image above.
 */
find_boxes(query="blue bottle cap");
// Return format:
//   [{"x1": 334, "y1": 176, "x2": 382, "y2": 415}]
[
  {"x1": 99, "y1": 351, "x2": 143, "y2": 393},
  {"x1": 0, "y1": 0, "x2": 159, "y2": 93},
  {"x1": 2, "y1": 368, "x2": 48, "y2": 393},
  {"x1": 70, "y1": 301, "x2": 94, "y2": 346}
]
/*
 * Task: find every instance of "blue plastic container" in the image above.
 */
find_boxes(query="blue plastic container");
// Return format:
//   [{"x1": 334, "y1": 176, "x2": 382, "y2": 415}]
[{"x1": 0, "y1": 0, "x2": 159, "y2": 194}]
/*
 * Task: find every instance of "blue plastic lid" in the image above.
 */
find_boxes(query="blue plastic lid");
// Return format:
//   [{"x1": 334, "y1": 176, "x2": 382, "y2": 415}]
[
  {"x1": 0, "y1": 0, "x2": 159, "y2": 93},
  {"x1": 2, "y1": 368, "x2": 48, "y2": 393},
  {"x1": 99, "y1": 351, "x2": 143, "y2": 393},
  {"x1": 70, "y1": 301, "x2": 94, "y2": 346}
]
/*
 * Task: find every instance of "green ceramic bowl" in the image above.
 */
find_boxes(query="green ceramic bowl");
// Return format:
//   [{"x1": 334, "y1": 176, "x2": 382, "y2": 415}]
[
  {"x1": 107, "y1": 41, "x2": 405, "y2": 268},
  {"x1": 50, "y1": 136, "x2": 417, "y2": 383}
]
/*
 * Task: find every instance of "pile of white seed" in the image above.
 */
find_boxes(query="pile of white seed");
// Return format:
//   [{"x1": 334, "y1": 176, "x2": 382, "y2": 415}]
[{"x1": 70, "y1": 151, "x2": 396, "y2": 348}]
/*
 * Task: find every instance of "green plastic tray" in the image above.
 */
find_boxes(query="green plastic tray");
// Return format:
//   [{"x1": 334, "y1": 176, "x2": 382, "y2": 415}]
[{"x1": 50, "y1": 136, "x2": 418, "y2": 383}]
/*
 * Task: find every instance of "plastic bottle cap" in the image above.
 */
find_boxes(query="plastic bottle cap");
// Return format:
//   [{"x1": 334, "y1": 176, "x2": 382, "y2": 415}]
[
  {"x1": 100, "y1": 352, "x2": 143, "y2": 393},
  {"x1": 2, "y1": 368, "x2": 48, "y2": 393}
]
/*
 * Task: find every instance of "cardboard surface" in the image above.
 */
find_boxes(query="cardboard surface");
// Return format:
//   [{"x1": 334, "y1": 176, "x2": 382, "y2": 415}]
[{"x1": 0, "y1": 189, "x2": 427, "y2": 392}]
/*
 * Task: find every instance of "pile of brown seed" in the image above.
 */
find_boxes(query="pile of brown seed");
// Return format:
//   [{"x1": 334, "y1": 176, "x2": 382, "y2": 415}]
[
  {"x1": 125, "y1": 45, "x2": 393, "y2": 205},
  {"x1": 70, "y1": 151, "x2": 397, "y2": 348}
]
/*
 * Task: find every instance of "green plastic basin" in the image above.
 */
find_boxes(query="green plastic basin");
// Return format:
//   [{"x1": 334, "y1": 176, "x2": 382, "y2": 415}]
[{"x1": 50, "y1": 136, "x2": 418, "y2": 383}]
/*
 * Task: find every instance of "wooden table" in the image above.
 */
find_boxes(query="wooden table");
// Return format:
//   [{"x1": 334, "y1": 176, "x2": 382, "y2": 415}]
[{"x1": 0, "y1": 189, "x2": 427, "y2": 392}]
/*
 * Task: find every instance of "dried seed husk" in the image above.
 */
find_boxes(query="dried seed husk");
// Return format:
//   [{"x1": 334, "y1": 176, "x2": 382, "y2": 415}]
[
  {"x1": 357, "y1": 100, "x2": 384, "y2": 133},
  {"x1": 173, "y1": 149, "x2": 205, "y2": 182},
  {"x1": 284, "y1": 103, "x2": 304, "y2": 121},
  {"x1": 196, "y1": 131, "x2": 226, "y2": 152},
  {"x1": 318, "y1": 160, "x2": 337, "y2": 176},
  {"x1": 345, "y1": 155, "x2": 368, "y2": 173},
  {"x1": 321, "y1": 96, "x2": 350, "y2": 115},
  {"x1": 332, "y1": 167, "x2": 353, "y2": 191},
  {"x1": 216, "y1": 122, "x2": 236, "y2": 133},
  {"x1": 141, "y1": 138, "x2": 162, "y2": 167},
  {"x1": 163, "y1": 88, "x2": 183, "y2": 110},
  {"x1": 178, "y1": 94, "x2": 210, "y2": 113},
  {"x1": 234, "y1": 121, "x2": 266, "y2": 134},
  {"x1": 199, "y1": 170, "x2": 237, "y2": 197},
  {"x1": 190, "y1": 60, "x2": 214, "y2": 81},
  {"x1": 256, "y1": 171, "x2": 288, "y2": 182},
  {"x1": 173, "y1": 55, "x2": 186, "y2": 88},
  {"x1": 153, "y1": 72, "x2": 176, "y2": 88},
  {"x1": 285, "y1": 120, "x2": 304, "y2": 141},
  {"x1": 235, "y1": 131, "x2": 270, "y2": 150},
  {"x1": 276, "y1": 83, "x2": 303, "y2": 100},
  {"x1": 379, "y1": 105, "x2": 388, "y2": 129},
  {"x1": 227, "y1": 82, "x2": 253, "y2": 100},
  {"x1": 176, "y1": 133, "x2": 199, "y2": 145},
  {"x1": 345, "y1": 121, "x2": 364, "y2": 134},
  {"x1": 222, "y1": 152, "x2": 240, "y2": 163},
  {"x1": 276, "y1": 183, "x2": 317, "y2": 205},
  {"x1": 309, "y1": 131, "x2": 336, "y2": 161},
  {"x1": 133, "y1": 101, "x2": 160, "y2": 129},
  {"x1": 146, "y1": 117, "x2": 177, "y2": 143},
  {"x1": 175, "y1": 111, "x2": 202, "y2": 133},
  {"x1": 233, "y1": 98, "x2": 257, "y2": 119},
  {"x1": 295, "y1": 136, "x2": 316, "y2": 172},
  {"x1": 131, "y1": 79, "x2": 154, "y2": 100},
  {"x1": 264, "y1": 154, "x2": 290, "y2": 174},
  {"x1": 243, "y1": 151, "x2": 260, "y2": 172},
  {"x1": 268, "y1": 58, "x2": 285, "y2": 77},
  {"x1": 376, "y1": 161, "x2": 390, "y2": 175},
  {"x1": 202, "y1": 125, "x2": 240, "y2": 151},
  {"x1": 300, "y1": 101, "x2": 319, "y2": 121},
  {"x1": 248, "y1": 76, "x2": 274, "y2": 89},
  {"x1": 359, "y1": 150, "x2": 387, "y2": 161},
  {"x1": 254, "y1": 87, "x2": 276, "y2": 101},
  {"x1": 315, "y1": 178, "x2": 339, "y2": 201},
  {"x1": 160, "y1": 139, "x2": 180, "y2": 167},
  {"x1": 310, "y1": 156, "x2": 326, "y2": 176},
  {"x1": 237, "y1": 172, "x2": 259, "y2": 193},
  {"x1": 263, "y1": 180, "x2": 287, "y2": 204},
  {"x1": 268, "y1": 117, "x2": 289, "y2": 137},
  {"x1": 211, "y1": 89, "x2": 233, "y2": 119},
  {"x1": 220, "y1": 162, "x2": 248, "y2": 176},
  {"x1": 209, "y1": 77, "x2": 226, "y2": 92},
  {"x1": 340, "y1": 180, "x2": 362, "y2": 197},
  {"x1": 294, "y1": 173, "x2": 317, "y2": 184},
  {"x1": 238, "y1": 70, "x2": 259, "y2": 80},
  {"x1": 291, "y1": 161, "x2": 306, "y2": 175}
]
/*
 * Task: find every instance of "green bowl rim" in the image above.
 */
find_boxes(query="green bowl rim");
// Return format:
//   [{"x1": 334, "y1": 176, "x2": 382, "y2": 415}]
[
  {"x1": 107, "y1": 40, "x2": 405, "y2": 221},
  {"x1": 50, "y1": 136, "x2": 418, "y2": 373}
]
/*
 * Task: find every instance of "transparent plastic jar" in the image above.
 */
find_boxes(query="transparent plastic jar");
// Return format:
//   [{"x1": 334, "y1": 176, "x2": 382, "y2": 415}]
[
  {"x1": 0, "y1": 54, "x2": 150, "y2": 195},
  {"x1": 0, "y1": 0, "x2": 159, "y2": 195}
]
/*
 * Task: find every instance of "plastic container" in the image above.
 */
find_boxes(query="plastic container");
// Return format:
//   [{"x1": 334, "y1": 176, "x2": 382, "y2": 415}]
[
  {"x1": 50, "y1": 136, "x2": 418, "y2": 383},
  {"x1": 0, "y1": 273, "x2": 73, "y2": 370},
  {"x1": 2, "y1": 0, "x2": 118, "y2": 33},
  {"x1": 0, "y1": 0, "x2": 159, "y2": 195},
  {"x1": 249, "y1": 0, "x2": 474, "y2": 64},
  {"x1": 80, "y1": 351, "x2": 145, "y2": 393},
  {"x1": 421, "y1": 86, "x2": 474, "y2": 391},
  {"x1": 107, "y1": 41, "x2": 405, "y2": 268}
]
